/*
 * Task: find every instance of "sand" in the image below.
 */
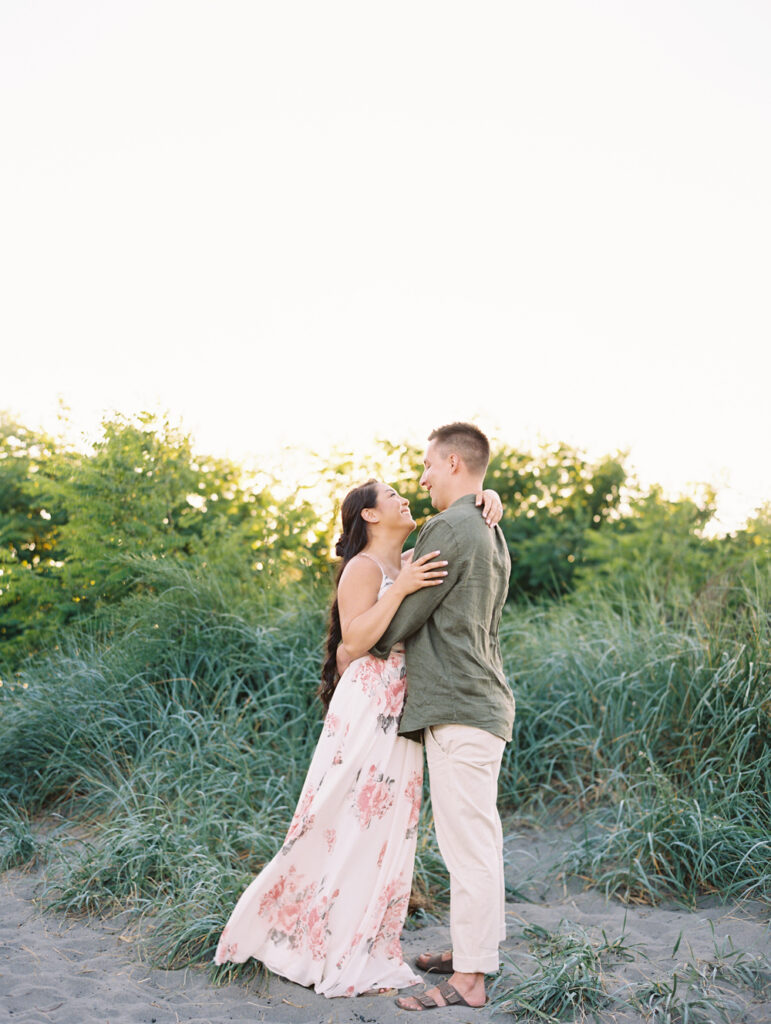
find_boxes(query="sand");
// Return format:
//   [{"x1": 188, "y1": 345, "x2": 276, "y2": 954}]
[{"x1": 1, "y1": 823, "x2": 769, "y2": 1024}]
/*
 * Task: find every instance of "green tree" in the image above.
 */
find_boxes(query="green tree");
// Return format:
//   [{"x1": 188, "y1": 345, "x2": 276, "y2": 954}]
[
  {"x1": 0, "y1": 417, "x2": 67, "y2": 663},
  {"x1": 488, "y1": 444, "x2": 627, "y2": 599},
  {"x1": 376, "y1": 439, "x2": 627, "y2": 600},
  {"x1": 573, "y1": 485, "x2": 721, "y2": 603},
  {"x1": 0, "y1": 413, "x2": 329, "y2": 669}
]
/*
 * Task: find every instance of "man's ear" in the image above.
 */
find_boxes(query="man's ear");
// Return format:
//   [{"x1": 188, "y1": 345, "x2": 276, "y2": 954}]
[{"x1": 448, "y1": 453, "x2": 460, "y2": 473}]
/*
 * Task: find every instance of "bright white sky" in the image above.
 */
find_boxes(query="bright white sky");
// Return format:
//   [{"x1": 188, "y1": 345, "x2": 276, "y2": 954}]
[{"x1": 2, "y1": 1, "x2": 769, "y2": 531}]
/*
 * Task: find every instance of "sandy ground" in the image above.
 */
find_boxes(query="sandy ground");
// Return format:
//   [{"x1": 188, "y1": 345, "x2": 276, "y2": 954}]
[{"x1": 1, "y1": 824, "x2": 769, "y2": 1024}]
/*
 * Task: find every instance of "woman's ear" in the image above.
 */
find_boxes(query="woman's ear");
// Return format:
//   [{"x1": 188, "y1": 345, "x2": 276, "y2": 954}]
[{"x1": 361, "y1": 507, "x2": 378, "y2": 524}]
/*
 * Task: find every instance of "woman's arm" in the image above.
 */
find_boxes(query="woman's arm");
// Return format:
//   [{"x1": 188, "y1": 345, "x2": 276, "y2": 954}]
[
  {"x1": 396, "y1": 495, "x2": 499, "y2": 572},
  {"x1": 338, "y1": 550, "x2": 448, "y2": 661},
  {"x1": 475, "y1": 488, "x2": 504, "y2": 527}
]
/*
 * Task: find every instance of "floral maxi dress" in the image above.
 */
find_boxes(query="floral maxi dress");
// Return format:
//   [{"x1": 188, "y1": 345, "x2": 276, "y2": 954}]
[{"x1": 214, "y1": 571, "x2": 424, "y2": 997}]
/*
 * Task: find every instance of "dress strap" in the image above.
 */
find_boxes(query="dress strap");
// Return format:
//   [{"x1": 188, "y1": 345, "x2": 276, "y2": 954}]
[{"x1": 357, "y1": 551, "x2": 389, "y2": 579}]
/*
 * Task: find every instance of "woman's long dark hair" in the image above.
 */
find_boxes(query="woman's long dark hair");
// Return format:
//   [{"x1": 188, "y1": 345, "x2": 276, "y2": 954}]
[{"x1": 318, "y1": 479, "x2": 379, "y2": 711}]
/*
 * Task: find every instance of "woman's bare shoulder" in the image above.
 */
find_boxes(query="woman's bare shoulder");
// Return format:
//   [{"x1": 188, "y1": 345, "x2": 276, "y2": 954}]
[
  {"x1": 337, "y1": 555, "x2": 383, "y2": 612},
  {"x1": 338, "y1": 554, "x2": 382, "y2": 589}
]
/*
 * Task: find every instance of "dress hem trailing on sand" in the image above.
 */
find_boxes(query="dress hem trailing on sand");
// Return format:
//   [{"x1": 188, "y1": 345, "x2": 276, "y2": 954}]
[{"x1": 214, "y1": 575, "x2": 424, "y2": 998}]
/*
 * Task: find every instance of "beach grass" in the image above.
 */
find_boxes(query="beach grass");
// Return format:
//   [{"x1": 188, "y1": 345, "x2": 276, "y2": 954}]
[
  {"x1": 489, "y1": 919, "x2": 771, "y2": 1022},
  {"x1": 0, "y1": 796, "x2": 41, "y2": 871},
  {"x1": 0, "y1": 555, "x2": 768, "y2": 975},
  {"x1": 500, "y1": 576, "x2": 770, "y2": 905},
  {"x1": 489, "y1": 920, "x2": 631, "y2": 1020}
]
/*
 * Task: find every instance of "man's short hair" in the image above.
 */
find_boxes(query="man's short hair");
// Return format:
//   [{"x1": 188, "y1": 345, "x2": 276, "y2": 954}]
[{"x1": 428, "y1": 422, "x2": 490, "y2": 476}]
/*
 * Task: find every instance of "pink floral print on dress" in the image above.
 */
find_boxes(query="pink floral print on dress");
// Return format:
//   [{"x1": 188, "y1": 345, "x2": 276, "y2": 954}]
[
  {"x1": 354, "y1": 764, "x2": 396, "y2": 829},
  {"x1": 403, "y1": 769, "x2": 423, "y2": 838},
  {"x1": 372, "y1": 875, "x2": 411, "y2": 961},
  {"x1": 282, "y1": 788, "x2": 315, "y2": 853},
  {"x1": 213, "y1": 573, "x2": 423, "y2": 997},
  {"x1": 215, "y1": 925, "x2": 239, "y2": 963}
]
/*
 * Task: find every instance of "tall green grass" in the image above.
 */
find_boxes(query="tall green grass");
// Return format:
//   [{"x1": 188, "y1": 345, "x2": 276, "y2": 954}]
[
  {"x1": 0, "y1": 557, "x2": 768, "y2": 973},
  {"x1": 490, "y1": 919, "x2": 770, "y2": 1022},
  {"x1": 0, "y1": 556, "x2": 447, "y2": 970},
  {"x1": 501, "y1": 577, "x2": 770, "y2": 903}
]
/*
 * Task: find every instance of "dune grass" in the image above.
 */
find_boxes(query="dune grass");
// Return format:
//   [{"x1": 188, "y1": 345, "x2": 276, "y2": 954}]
[
  {"x1": 490, "y1": 920, "x2": 770, "y2": 1022},
  {"x1": 0, "y1": 796, "x2": 40, "y2": 871},
  {"x1": 500, "y1": 577, "x2": 770, "y2": 904},
  {"x1": 489, "y1": 920, "x2": 633, "y2": 1020},
  {"x1": 0, "y1": 556, "x2": 768, "y2": 976},
  {"x1": 0, "y1": 557, "x2": 448, "y2": 971}
]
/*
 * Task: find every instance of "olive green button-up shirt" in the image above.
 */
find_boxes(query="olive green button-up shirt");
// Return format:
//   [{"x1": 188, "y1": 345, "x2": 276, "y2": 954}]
[{"x1": 370, "y1": 493, "x2": 515, "y2": 743}]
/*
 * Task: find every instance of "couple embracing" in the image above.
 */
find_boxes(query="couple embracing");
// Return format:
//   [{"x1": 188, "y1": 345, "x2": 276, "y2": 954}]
[{"x1": 215, "y1": 422, "x2": 515, "y2": 1012}]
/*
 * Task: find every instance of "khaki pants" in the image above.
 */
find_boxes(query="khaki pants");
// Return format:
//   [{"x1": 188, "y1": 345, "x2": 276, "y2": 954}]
[{"x1": 424, "y1": 723, "x2": 506, "y2": 974}]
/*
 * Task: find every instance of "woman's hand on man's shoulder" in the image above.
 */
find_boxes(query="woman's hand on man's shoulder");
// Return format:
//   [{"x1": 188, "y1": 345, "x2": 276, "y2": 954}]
[{"x1": 475, "y1": 489, "x2": 504, "y2": 527}]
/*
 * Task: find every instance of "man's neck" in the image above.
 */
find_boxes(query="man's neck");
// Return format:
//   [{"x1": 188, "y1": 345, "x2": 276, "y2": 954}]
[{"x1": 442, "y1": 479, "x2": 485, "y2": 509}]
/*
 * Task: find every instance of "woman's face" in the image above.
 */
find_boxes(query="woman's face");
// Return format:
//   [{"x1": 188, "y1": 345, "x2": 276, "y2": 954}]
[{"x1": 374, "y1": 482, "x2": 415, "y2": 531}]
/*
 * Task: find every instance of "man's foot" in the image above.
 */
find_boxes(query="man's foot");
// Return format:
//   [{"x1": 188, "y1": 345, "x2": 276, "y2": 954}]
[
  {"x1": 396, "y1": 974, "x2": 486, "y2": 1011},
  {"x1": 414, "y1": 950, "x2": 454, "y2": 974}
]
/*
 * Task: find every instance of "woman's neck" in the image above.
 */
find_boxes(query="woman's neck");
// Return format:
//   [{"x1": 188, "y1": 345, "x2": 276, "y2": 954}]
[{"x1": 363, "y1": 536, "x2": 406, "y2": 578}]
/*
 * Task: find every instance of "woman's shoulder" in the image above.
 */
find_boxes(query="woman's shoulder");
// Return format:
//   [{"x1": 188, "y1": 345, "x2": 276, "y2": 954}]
[{"x1": 338, "y1": 553, "x2": 384, "y2": 587}]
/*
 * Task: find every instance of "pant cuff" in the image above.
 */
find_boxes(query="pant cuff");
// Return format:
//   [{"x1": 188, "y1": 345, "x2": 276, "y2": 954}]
[{"x1": 452, "y1": 953, "x2": 500, "y2": 975}]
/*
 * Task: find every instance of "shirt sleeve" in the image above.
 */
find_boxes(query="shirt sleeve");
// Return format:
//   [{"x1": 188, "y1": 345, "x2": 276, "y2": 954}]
[{"x1": 370, "y1": 518, "x2": 459, "y2": 658}]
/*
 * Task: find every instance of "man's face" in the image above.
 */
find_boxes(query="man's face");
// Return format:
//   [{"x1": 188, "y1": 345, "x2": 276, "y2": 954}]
[{"x1": 420, "y1": 440, "x2": 453, "y2": 510}]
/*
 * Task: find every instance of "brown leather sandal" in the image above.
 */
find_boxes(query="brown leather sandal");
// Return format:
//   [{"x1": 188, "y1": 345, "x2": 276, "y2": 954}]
[
  {"x1": 414, "y1": 951, "x2": 454, "y2": 974},
  {"x1": 395, "y1": 978, "x2": 486, "y2": 1011}
]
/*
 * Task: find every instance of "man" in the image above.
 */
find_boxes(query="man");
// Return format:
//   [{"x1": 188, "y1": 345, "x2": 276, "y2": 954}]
[{"x1": 370, "y1": 422, "x2": 515, "y2": 1012}]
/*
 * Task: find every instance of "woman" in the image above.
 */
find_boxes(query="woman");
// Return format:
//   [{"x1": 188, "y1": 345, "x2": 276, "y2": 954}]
[{"x1": 214, "y1": 479, "x2": 502, "y2": 997}]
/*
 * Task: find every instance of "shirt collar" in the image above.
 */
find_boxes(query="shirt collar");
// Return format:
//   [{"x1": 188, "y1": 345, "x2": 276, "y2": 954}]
[{"x1": 448, "y1": 493, "x2": 479, "y2": 509}]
